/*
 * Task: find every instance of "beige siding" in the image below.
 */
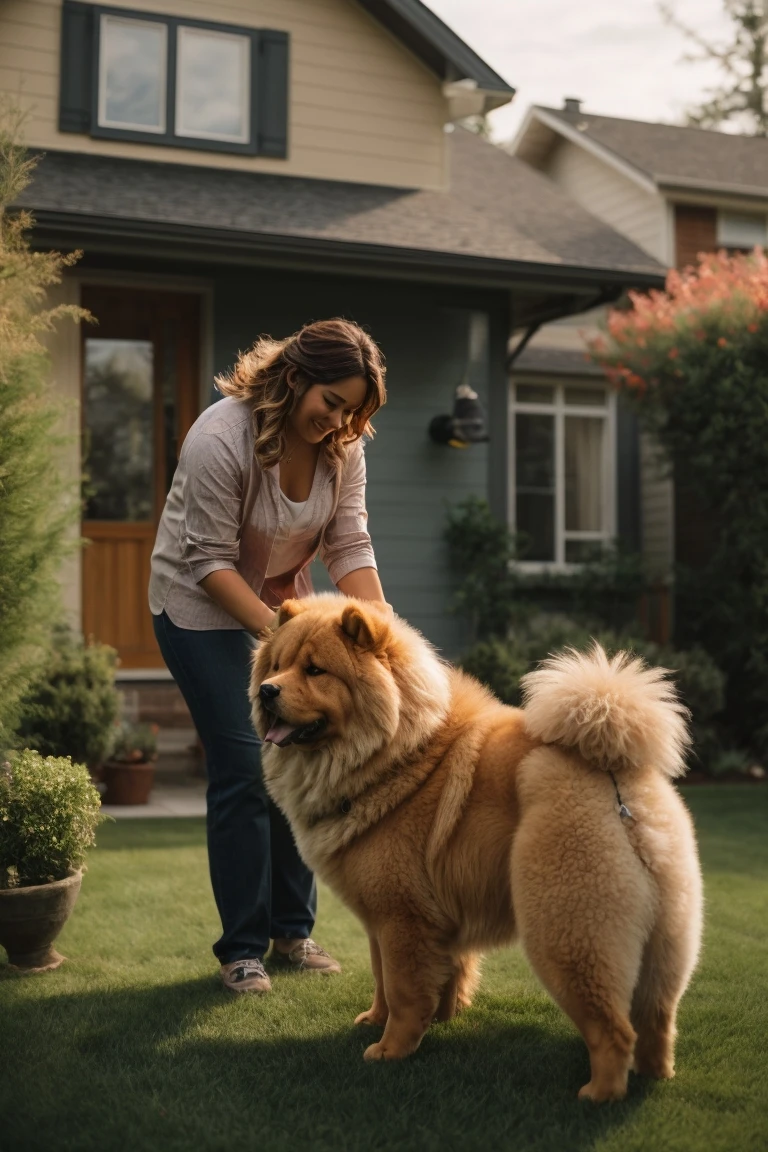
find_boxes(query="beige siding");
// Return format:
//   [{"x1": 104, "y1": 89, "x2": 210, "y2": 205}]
[
  {"x1": 640, "y1": 432, "x2": 674, "y2": 580},
  {"x1": 40, "y1": 276, "x2": 83, "y2": 631},
  {"x1": 0, "y1": 0, "x2": 447, "y2": 189},
  {"x1": 544, "y1": 139, "x2": 668, "y2": 262}
]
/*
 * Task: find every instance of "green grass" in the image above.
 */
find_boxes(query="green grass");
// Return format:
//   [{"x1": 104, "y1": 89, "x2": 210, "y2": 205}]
[{"x1": 1, "y1": 787, "x2": 766, "y2": 1152}]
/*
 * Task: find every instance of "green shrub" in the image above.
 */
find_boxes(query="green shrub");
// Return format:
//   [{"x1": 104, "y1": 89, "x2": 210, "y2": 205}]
[
  {"x1": 0, "y1": 749, "x2": 104, "y2": 888},
  {"x1": 0, "y1": 106, "x2": 87, "y2": 748},
  {"x1": 460, "y1": 613, "x2": 727, "y2": 772},
  {"x1": 16, "y1": 630, "x2": 120, "y2": 769}
]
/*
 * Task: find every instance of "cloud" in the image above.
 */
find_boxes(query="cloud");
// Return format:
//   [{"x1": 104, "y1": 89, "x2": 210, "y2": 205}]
[{"x1": 426, "y1": 0, "x2": 733, "y2": 140}]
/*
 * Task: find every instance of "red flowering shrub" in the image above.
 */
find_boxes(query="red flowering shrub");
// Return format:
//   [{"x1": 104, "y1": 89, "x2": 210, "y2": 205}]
[{"x1": 589, "y1": 249, "x2": 768, "y2": 758}]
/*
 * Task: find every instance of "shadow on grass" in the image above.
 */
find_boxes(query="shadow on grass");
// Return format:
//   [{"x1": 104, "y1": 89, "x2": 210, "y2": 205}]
[{"x1": 0, "y1": 975, "x2": 654, "y2": 1152}]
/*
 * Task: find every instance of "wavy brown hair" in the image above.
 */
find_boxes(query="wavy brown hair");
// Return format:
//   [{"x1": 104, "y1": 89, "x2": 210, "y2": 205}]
[{"x1": 214, "y1": 318, "x2": 387, "y2": 470}]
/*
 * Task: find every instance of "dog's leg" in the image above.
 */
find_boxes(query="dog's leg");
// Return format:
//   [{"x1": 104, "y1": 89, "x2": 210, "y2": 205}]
[
  {"x1": 456, "y1": 951, "x2": 482, "y2": 1011},
  {"x1": 631, "y1": 903, "x2": 701, "y2": 1080},
  {"x1": 435, "y1": 970, "x2": 458, "y2": 1022},
  {"x1": 363, "y1": 922, "x2": 451, "y2": 1061},
  {"x1": 355, "y1": 936, "x2": 389, "y2": 1027},
  {"x1": 512, "y1": 799, "x2": 651, "y2": 1101}
]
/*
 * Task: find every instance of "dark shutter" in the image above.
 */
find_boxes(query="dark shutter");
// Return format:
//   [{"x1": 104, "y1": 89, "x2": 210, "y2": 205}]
[
  {"x1": 255, "y1": 30, "x2": 289, "y2": 158},
  {"x1": 59, "y1": 0, "x2": 95, "y2": 134}
]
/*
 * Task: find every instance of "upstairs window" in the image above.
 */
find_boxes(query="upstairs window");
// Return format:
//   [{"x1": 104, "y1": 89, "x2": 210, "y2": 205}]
[
  {"x1": 59, "y1": 1, "x2": 289, "y2": 158},
  {"x1": 717, "y1": 211, "x2": 767, "y2": 250},
  {"x1": 510, "y1": 381, "x2": 616, "y2": 566},
  {"x1": 98, "y1": 14, "x2": 168, "y2": 134}
]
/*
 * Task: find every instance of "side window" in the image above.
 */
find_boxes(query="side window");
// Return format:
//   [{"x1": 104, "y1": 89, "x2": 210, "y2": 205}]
[
  {"x1": 510, "y1": 382, "x2": 616, "y2": 566},
  {"x1": 59, "y1": 1, "x2": 289, "y2": 158}
]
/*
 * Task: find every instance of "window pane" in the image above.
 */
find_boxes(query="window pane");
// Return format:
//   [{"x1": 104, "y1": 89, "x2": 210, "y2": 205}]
[
  {"x1": 516, "y1": 383, "x2": 554, "y2": 404},
  {"x1": 176, "y1": 27, "x2": 250, "y2": 142},
  {"x1": 717, "y1": 211, "x2": 767, "y2": 248},
  {"x1": 516, "y1": 413, "x2": 555, "y2": 560},
  {"x1": 565, "y1": 386, "x2": 606, "y2": 407},
  {"x1": 565, "y1": 416, "x2": 604, "y2": 532},
  {"x1": 84, "y1": 340, "x2": 154, "y2": 521},
  {"x1": 99, "y1": 16, "x2": 166, "y2": 132}
]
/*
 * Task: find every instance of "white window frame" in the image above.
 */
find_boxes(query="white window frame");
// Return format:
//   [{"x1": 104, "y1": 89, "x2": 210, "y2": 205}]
[
  {"x1": 175, "y1": 25, "x2": 251, "y2": 144},
  {"x1": 508, "y1": 377, "x2": 617, "y2": 571},
  {"x1": 97, "y1": 13, "x2": 168, "y2": 134}
]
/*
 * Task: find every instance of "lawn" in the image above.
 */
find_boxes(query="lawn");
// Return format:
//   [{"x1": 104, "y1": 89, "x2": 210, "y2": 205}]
[{"x1": 1, "y1": 787, "x2": 766, "y2": 1152}]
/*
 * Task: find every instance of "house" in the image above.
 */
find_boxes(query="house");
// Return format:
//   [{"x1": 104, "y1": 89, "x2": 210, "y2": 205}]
[
  {"x1": 510, "y1": 101, "x2": 768, "y2": 630},
  {"x1": 1, "y1": 1, "x2": 664, "y2": 685}
]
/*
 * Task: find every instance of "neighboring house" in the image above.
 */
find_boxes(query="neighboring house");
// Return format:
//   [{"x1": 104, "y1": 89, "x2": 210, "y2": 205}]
[
  {"x1": 1, "y1": 1, "x2": 663, "y2": 679},
  {"x1": 510, "y1": 100, "x2": 768, "y2": 632}
]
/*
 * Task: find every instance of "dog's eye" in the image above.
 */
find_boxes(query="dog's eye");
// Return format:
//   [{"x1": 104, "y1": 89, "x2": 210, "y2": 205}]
[{"x1": 305, "y1": 663, "x2": 326, "y2": 677}]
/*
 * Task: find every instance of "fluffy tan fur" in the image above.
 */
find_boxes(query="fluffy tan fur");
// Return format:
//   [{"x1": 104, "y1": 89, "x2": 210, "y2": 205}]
[{"x1": 250, "y1": 595, "x2": 703, "y2": 1102}]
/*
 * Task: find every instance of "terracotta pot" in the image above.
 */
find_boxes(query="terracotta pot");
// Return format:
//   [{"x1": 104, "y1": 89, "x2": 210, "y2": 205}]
[
  {"x1": 0, "y1": 869, "x2": 82, "y2": 972},
  {"x1": 101, "y1": 759, "x2": 154, "y2": 805}
]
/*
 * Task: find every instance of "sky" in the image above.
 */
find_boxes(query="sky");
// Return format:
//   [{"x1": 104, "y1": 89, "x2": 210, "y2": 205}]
[{"x1": 427, "y1": 0, "x2": 734, "y2": 142}]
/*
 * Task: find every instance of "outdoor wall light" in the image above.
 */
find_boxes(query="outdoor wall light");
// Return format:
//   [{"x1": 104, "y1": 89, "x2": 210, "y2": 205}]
[{"x1": 428, "y1": 384, "x2": 490, "y2": 447}]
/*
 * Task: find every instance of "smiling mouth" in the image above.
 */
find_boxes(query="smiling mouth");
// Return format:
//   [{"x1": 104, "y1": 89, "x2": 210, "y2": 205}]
[{"x1": 263, "y1": 715, "x2": 327, "y2": 747}]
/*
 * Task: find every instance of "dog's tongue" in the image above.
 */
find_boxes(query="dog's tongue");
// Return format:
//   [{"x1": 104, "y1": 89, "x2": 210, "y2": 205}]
[{"x1": 264, "y1": 720, "x2": 298, "y2": 747}]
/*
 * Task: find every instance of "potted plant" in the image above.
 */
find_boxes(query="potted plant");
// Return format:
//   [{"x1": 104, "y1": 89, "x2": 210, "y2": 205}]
[
  {"x1": 16, "y1": 628, "x2": 120, "y2": 780},
  {"x1": 101, "y1": 722, "x2": 158, "y2": 806},
  {"x1": 0, "y1": 749, "x2": 104, "y2": 972}
]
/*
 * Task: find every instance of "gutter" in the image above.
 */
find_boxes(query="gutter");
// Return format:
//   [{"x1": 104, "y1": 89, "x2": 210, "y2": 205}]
[{"x1": 29, "y1": 209, "x2": 666, "y2": 294}]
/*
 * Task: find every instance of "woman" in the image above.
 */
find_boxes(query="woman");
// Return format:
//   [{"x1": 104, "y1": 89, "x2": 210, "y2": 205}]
[{"x1": 149, "y1": 318, "x2": 387, "y2": 994}]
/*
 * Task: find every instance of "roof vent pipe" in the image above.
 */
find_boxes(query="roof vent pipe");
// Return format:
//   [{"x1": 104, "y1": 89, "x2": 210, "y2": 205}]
[{"x1": 563, "y1": 97, "x2": 582, "y2": 115}]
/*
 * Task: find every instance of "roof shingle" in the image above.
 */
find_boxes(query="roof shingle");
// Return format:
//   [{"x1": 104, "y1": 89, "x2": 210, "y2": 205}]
[{"x1": 20, "y1": 129, "x2": 663, "y2": 281}]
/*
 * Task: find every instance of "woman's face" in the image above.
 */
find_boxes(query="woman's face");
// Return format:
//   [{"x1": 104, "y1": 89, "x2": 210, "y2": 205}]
[{"x1": 289, "y1": 374, "x2": 368, "y2": 444}]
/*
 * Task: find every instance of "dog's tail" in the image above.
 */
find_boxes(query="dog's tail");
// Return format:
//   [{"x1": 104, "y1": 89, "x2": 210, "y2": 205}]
[{"x1": 520, "y1": 643, "x2": 690, "y2": 778}]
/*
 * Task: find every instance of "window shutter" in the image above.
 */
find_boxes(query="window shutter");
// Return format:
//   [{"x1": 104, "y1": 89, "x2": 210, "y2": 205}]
[
  {"x1": 59, "y1": 0, "x2": 95, "y2": 133},
  {"x1": 256, "y1": 30, "x2": 289, "y2": 158}
]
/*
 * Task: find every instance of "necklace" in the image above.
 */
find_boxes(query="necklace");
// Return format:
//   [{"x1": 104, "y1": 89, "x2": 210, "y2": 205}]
[{"x1": 282, "y1": 437, "x2": 301, "y2": 466}]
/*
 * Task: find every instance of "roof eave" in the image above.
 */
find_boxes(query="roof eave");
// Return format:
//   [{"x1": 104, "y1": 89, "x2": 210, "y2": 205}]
[
  {"x1": 29, "y1": 208, "x2": 665, "y2": 292},
  {"x1": 512, "y1": 107, "x2": 659, "y2": 195},
  {"x1": 355, "y1": 0, "x2": 515, "y2": 103},
  {"x1": 657, "y1": 174, "x2": 768, "y2": 203}
]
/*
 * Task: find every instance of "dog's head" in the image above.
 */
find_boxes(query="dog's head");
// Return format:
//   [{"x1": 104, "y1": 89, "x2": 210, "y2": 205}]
[
  {"x1": 249, "y1": 594, "x2": 451, "y2": 825},
  {"x1": 250, "y1": 594, "x2": 397, "y2": 754}
]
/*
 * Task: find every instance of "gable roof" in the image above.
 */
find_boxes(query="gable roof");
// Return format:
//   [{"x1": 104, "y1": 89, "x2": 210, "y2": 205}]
[
  {"x1": 514, "y1": 106, "x2": 768, "y2": 200},
  {"x1": 356, "y1": 0, "x2": 514, "y2": 108},
  {"x1": 20, "y1": 131, "x2": 663, "y2": 301}
]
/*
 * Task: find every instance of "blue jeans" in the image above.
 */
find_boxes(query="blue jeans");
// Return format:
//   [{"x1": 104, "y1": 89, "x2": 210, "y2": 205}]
[{"x1": 152, "y1": 611, "x2": 316, "y2": 963}]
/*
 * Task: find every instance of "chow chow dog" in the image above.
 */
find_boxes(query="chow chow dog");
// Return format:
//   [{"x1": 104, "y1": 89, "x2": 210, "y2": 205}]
[{"x1": 250, "y1": 595, "x2": 702, "y2": 1102}]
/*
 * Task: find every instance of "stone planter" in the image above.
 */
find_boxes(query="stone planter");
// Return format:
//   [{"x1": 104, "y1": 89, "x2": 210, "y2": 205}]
[
  {"x1": 101, "y1": 759, "x2": 154, "y2": 805},
  {"x1": 0, "y1": 869, "x2": 82, "y2": 972}
]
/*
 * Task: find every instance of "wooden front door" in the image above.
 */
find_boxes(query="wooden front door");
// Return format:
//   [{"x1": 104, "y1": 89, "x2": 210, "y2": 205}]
[{"x1": 81, "y1": 286, "x2": 201, "y2": 669}]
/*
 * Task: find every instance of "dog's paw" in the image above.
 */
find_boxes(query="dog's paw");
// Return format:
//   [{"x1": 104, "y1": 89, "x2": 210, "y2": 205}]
[
  {"x1": 355, "y1": 1008, "x2": 387, "y2": 1028},
  {"x1": 578, "y1": 1080, "x2": 628, "y2": 1103},
  {"x1": 363, "y1": 1041, "x2": 387, "y2": 1062}
]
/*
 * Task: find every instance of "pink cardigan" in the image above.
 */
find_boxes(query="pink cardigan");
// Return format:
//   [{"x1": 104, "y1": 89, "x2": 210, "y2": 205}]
[{"x1": 149, "y1": 397, "x2": 376, "y2": 629}]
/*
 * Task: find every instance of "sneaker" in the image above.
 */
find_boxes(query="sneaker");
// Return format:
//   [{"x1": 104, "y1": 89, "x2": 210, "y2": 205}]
[
  {"x1": 220, "y1": 957, "x2": 272, "y2": 994},
  {"x1": 271, "y1": 938, "x2": 342, "y2": 974}
]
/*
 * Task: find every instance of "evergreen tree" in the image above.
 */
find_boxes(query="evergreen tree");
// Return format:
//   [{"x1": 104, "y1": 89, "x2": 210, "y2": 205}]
[
  {"x1": 660, "y1": 1, "x2": 768, "y2": 134},
  {"x1": 0, "y1": 105, "x2": 87, "y2": 748}
]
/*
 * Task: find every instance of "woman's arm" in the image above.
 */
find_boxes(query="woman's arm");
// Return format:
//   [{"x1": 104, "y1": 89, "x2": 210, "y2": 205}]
[
  {"x1": 336, "y1": 566, "x2": 386, "y2": 605},
  {"x1": 200, "y1": 570, "x2": 275, "y2": 635}
]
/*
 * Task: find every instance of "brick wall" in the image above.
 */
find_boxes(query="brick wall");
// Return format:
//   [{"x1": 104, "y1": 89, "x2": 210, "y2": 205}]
[{"x1": 674, "y1": 205, "x2": 717, "y2": 268}]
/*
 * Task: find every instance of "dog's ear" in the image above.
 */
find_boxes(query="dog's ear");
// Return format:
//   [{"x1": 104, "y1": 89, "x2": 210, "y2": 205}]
[
  {"x1": 341, "y1": 603, "x2": 388, "y2": 651},
  {"x1": 275, "y1": 599, "x2": 302, "y2": 628}
]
